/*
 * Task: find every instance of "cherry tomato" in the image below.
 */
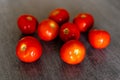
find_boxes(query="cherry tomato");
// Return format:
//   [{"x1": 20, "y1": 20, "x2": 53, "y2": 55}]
[
  {"x1": 88, "y1": 29, "x2": 111, "y2": 49},
  {"x1": 60, "y1": 40, "x2": 86, "y2": 65},
  {"x1": 16, "y1": 36, "x2": 42, "y2": 63},
  {"x1": 59, "y1": 22, "x2": 80, "y2": 42},
  {"x1": 73, "y1": 13, "x2": 94, "y2": 32},
  {"x1": 17, "y1": 14, "x2": 38, "y2": 34},
  {"x1": 48, "y1": 8, "x2": 69, "y2": 25},
  {"x1": 38, "y1": 19, "x2": 59, "y2": 41}
]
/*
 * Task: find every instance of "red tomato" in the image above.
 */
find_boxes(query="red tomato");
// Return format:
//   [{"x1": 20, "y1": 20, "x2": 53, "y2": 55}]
[
  {"x1": 73, "y1": 13, "x2": 94, "y2": 32},
  {"x1": 88, "y1": 29, "x2": 111, "y2": 49},
  {"x1": 48, "y1": 8, "x2": 69, "y2": 25},
  {"x1": 16, "y1": 36, "x2": 42, "y2": 63},
  {"x1": 59, "y1": 22, "x2": 80, "y2": 42},
  {"x1": 17, "y1": 14, "x2": 38, "y2": 34},
  {"x1": 60, "y1": 40, "x2": 86, "y2": 65},
  {"x1": 38, "y1": 19, "x2": 59, "y2": 41}
]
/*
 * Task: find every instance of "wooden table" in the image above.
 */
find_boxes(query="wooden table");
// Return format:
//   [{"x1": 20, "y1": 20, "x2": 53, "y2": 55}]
[{"x1": 0, "y1": 0, "x2": 120, "y2": 80}]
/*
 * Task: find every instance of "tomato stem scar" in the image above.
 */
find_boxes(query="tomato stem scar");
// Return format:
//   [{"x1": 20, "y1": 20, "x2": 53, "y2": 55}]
[
  {"x1": 63, "y1": 28, "x2": 69, "y2": 34},
  {"x1": 26, "y1": 16, "x2": 32, "y2": 21},
  {"x1": 21, "y1": 44, "x2": 27, "y2": 51},
  {"x1": 81, "y1": 14, "x2": 86, "y2": 18}
]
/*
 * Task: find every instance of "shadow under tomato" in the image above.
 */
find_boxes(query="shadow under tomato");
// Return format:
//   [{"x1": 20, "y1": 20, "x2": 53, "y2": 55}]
[
  {"x1": 18, "y1": 32, "x2": 38, "y2": 40},
  {"x1": 17, "y1": 59, "x2": 44, "y2": 78},
  {"x1": 79, "y1": 26, "x2": 100, "y2": 42},
  {"x1": 87, "y1": 47, "x2": 107, "y2": 66},
  {"x1": 59, "y1": 62, "x2": 85, "y2": 80},
  {"x1": 41, "y1": 36, "x2": 64, "y2": 54}
]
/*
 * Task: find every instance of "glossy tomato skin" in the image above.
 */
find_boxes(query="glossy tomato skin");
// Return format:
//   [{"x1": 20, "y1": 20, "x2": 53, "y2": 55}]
[
  {"x1": 88, "y1": 29, "x2": 111, "y2": 49},
  {"x1": 73, "y1": 13, "x2": 94, "y2": 32},
  {"x1": 59, "y1": 22, "x2": 80, "y2": 42},
  {"x1": 48, "y1": 8, "x2": 69, "y2": 25},
  {"x1": 16, "y1": 36, "x2": 42, "y2": 63},
  {"x1": 60, "y1": 40, "x2": 86, "y2": 65},
  {"x1": 38, "y1": 19, "x2": 59, "y2": 41},
  {"x1": 17, "y1": 14, "x2": 38, "y2": 34}
]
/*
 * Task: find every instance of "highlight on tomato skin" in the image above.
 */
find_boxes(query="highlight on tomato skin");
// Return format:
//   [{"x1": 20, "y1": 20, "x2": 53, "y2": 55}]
[
  {"x1": 17, "y1": 14, "x2": 38, "y2": 34},
  {"x1": 59, "y1": 22, "x2": 80, "y2": 42},
  {"x1": 16, "y1": 36, "x2": 43, "y2": 63},
  {"x1": 48, "y1": 8, "x2": 70, "y2": 26},
  {"x1": 60, "y1": 40, "x2": 86, "y2": 65},
  {"x1": 88, "y1": 29, "x2": 111, "y2": 49},
  {"x1": 73, "y1": 13, "x2": 94, "y2": 32}
]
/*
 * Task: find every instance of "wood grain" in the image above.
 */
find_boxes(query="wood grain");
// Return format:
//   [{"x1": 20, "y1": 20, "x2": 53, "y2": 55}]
[{"x1": 0, "y1": 0, "x2": 120, "y2": 80}]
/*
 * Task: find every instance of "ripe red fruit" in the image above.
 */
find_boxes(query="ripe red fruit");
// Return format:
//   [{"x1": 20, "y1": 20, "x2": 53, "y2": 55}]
[
  {"x1": 17, "y1": 14, "x2": 38, "y2": 34},
  {"x1": 88, "y1": 29, "x2": 111, "y2": 49},
  {"x1": 48, "y1": 8, "x2": 69, "y2": 25},
  {"x1": 59, "y1": 22, "x2": 80, "y2": 42},
  {"x1": 38, "y1": 19, "x2": 59, "y2": 41},
  {"x1": 73, "y1": 13, "x2": 94, "y2": 32},
  {"x1": 16, "y1": 36, "x2": 42, "y2": 63},
  {"x1": 60, "y1": 40, "x2": 86, "y2": 65}
]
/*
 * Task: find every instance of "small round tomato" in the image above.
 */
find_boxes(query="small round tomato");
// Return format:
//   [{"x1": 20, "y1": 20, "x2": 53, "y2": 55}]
[
  {"x1": 38, "y1": 19, "x2": 59, "y2": 41},
  {"x1": 59, "y1": 22, "x2": 80, "y2": 42},
  {"x1": 88, "y1": 29, "x2": 111, "y2": 49},
  {"x1": 17, "y1": 14, "x2": 38, "y2": 34},
  {"x1": 73, "y1": 13, "x2": 94, "y2": 32},
  {"x1": 60, "y1": 40, "x2": 86, "y2": 65},
  {"x1": 16, "y1": 36, "x2": 42, "y2": 63},
  {"x1": 48, "y1": 8, "x2": 69, "y2": 25}
]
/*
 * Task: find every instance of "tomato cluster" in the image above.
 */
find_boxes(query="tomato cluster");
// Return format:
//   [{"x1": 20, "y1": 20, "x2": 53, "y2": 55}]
[{"x1": 16, "y1": 8, "x2": 111, "y2": 64}]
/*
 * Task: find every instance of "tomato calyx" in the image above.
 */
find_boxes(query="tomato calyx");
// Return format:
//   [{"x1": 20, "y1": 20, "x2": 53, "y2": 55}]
[
  {"x1": 50, "y1": 23, "x2": 56, "y2": 28},
  {"x1": 52, "y1": 10, "x2": 59, "y2": 16},
  {"x1": 63, "y1": 28, "x2": 69, "y2": 34},
  {"x1": 74, "y1": 49, "x2": 79, "y2": 55},
  {"x1": 26, "y1": 16, "x2": 33, "y2": 21},
  {"x1": 81, "y1": 14, "x2": 87, "y2": 18},
  {"x1": 20, "y1": 44, "x2": 27, "y2": 51}
]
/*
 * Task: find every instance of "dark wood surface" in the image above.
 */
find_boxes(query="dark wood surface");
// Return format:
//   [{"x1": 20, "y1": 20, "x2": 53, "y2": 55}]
[{"x1": 0, "y1": 0, "x2": 120, "y2": 80}]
